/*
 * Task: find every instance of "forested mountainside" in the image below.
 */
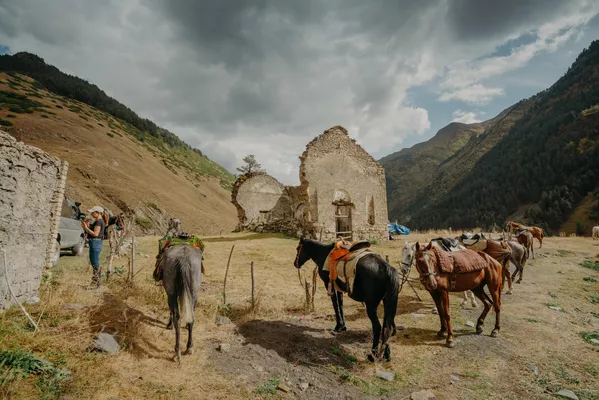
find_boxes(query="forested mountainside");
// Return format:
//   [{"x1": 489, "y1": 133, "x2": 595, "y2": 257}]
[
  {"x1": 0, "y1": 53, "x2": 237, "y2": 234},
  {"x1": 382, "y1": 40, "x2": 599, "y2": 234}
]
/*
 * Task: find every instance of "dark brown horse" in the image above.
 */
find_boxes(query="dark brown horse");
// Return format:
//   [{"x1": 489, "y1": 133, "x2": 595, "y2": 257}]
[{"x1": 414, "y1": 242, "x2": 503, "y2": 348}]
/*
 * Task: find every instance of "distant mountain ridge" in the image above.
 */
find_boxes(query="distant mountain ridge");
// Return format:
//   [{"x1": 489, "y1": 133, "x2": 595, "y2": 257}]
[{"x1": 381, "y1": 40, "x2": 599, "y2": 234}]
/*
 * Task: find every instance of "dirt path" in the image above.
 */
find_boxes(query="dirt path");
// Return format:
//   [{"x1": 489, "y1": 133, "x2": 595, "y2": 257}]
[{"x1": 1, "y1": 233, "x2": 598, "y2": 399}]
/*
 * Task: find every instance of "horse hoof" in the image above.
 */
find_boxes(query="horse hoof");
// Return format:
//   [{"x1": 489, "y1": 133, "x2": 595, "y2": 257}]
[
  {"x1": 436, "y1": 331, "x2": 446, "y2": 338},
  {"x1": 333, "y1": 326, "x2": 347, "y2": 334},
  {"x1": 446, "y1": 341, "x2": 455, "y2": 348},
  {"x1": 517, "y1": 280, "x2": 522, "y2": 284},
  {"x1": 472, "y1": 303, "x2": 479, "y2": 308},
  {"x1": 166, "y1": 325, "x2": 173, "y2": 330},
  {"x1": 506, "y1": 290, "x2": 513, "y2": 295},
  {"x1": 367, "y1": 353, "x2": 375, "y2": 363},
  {"x1": 476, "y1": 327, "x2": 483, "y2": 335},
  {"x1": 491, "y1": 330, "x2": 498, "y2": 338},
  {"x1": 186, "y1": 348, "x2": 194, "y2": 355},
  {"x1": 173, "y1": 355, "x2": 181, "y2": 363}
]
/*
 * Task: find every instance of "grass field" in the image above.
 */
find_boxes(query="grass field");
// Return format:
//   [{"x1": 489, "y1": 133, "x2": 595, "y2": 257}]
[{"x1": 1, "y1": 233, "x2": 598, "y2": 399}]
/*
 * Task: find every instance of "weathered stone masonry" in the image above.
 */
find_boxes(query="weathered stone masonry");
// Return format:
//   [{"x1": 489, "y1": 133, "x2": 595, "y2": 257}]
[
  {"x1": 0, "y1": 130, "x2": 67, "y2": 310},
  {"x1": 232, "y1": 126, "x2": 389, "y2": 241}
]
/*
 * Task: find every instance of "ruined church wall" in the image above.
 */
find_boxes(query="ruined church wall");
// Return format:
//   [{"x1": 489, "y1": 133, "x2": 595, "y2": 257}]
[
  {"x1": 235, "y1": 173, "x2": 288, "y2": 224},
  {"x1": 300, "y1": 126, "x2": 388, "y2": 242},
  {"x1": 0, "y1": 131, "x2": 65, "y2": 310}
]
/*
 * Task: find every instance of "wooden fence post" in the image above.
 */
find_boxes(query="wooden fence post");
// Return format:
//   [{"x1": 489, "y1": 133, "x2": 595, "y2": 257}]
[
  {"x1": 250, "y1": 261, "x2": 255, "y2": 309},
  {"x1": 223, "y1": 245, "x2": 235, "y2": 305},
  {"x1": 130, "y1": 235, "x2": 135, "y2": 288}
]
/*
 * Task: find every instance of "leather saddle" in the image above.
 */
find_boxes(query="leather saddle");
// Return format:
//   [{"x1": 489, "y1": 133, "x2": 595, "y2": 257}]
[
  {"x1": 431, "y1": 237, "x2": 461, "y2": 251},
  {"x1": 327, "y1": 240, "x2": 372, "y2": 295}
]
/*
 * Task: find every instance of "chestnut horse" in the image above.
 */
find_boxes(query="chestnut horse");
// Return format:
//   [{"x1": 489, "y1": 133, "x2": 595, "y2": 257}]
[
  {"x1": 414, "y1": 242, "x2": 503, "y2": 348},
  {"x1": 516, "y1": 230, "x2": 534, "y2": 260},
  {"x1": 506, "y1": 221, "x2": 544, "y2": 248}
]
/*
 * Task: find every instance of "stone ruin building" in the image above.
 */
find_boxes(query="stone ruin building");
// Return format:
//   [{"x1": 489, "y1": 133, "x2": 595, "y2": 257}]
[
  {"x1": 232, "y1": 125, "x2": 389, "y2": 242},
  {"x1": 0, "y1": 130, "x2": 68, "y2": 310}
]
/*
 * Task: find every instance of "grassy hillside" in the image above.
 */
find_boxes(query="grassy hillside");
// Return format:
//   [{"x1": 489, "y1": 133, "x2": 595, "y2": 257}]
[
  {"x1": 0, "y1": 71, "x2": 237, "y2": 235},
  {"x1": 388, "y1": 40, "x2": 599, "y2": 233}
]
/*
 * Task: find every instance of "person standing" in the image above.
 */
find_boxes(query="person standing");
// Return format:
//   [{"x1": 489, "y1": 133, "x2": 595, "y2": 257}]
[{"x1": 82, "y1": 206, "x2": 106, "y2": 286}]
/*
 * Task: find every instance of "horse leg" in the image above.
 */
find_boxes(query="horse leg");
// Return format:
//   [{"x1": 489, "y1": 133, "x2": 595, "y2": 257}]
[
  {"x1": 469, "y1": 291, "x2": 479, "y2": 307},
  {"x1": 530, "y1": 243, "x2": 534, "y2": 259},
  {"x1": 381, "y1": 287, "x2": 399, "y2": 362},
  {"x1": 166, "y1": 315, "x2": 173, "y2": 330},
  {"x1": 186, "y1": 321, "x2": 194, "y2": 355},
  {"x1": 366, "y1": 302, "x2": 382, "y2": 362},
  {"x1": 168, "y1": 295, "x2": 181, "y2": 362},
  {"x1": 471, "y1": 286, "x2": 491, "y2": 335},
  {"x1": 325, "y1": 278, "x2": 346, "y2": 333},
  {"x1": 431, "y1": 291, "x2": 446, "y2": 338},
  {"x1": 460, "y1": 291, "x2": 468, "y2": 307},
  {"x1": 442, "y1": 291, "x2": 455, "y2": 348},
  {"x1": 504, "y1": 263, "x2": 513, "y2": 295},
  {"x1": 488, "y1": 283, "x2": 501, "y2": 338}
]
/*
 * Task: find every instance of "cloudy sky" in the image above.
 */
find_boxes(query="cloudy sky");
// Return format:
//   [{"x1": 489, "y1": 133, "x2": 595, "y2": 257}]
[{"x1": 1, "y1": 1, "x2": 599, "y2": 185}]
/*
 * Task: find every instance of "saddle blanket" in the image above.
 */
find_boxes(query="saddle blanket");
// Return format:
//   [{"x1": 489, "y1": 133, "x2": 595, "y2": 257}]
[
  {"x1": 323, "y1": 248, "x2": 373, "y2": 292},
  {"x1": 433, "y1": 247, "x2": 487, "y2": 274}
]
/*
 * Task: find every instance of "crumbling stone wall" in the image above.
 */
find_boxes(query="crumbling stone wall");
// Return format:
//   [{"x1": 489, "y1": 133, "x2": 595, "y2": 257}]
[
  {"x1": 232, "y1": 173, "x2": 290, "y2": 228},
  {"x1": 299, "y1": 126, "x2": 388, "y2": 241},
  {"x1": 231, "y1": 125, "x2": 389, "y2": 242},
  {"x1": 0, "y1": 131, "x2": 66, "y2": 310}
]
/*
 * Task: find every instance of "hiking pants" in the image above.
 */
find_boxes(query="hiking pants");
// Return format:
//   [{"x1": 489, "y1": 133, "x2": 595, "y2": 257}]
[{"x1": 89, "y1": 239, "x2": 103, "y2": 271}]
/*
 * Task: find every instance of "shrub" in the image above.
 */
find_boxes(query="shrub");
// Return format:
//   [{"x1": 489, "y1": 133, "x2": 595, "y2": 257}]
[
  {"x1": 368, "y1": 238, "x2": 379, "y2": 245},
  {"x1": 55, "y1": 105, "x2": 63, "y2": 109},
  {"x1": 135, "y1": 216, "x2": 153, "y2": 230},
  {"x1": 575, "y1": 220, "x2": 585, "y2": 236},
  {"x1": 41, "y1": 114, "x2": 49, "y2": 118},
  {"x1": 6, "y1": 114, "x2": 16, "y2": 118},
  {"x1": 0, "y1": 118, "x2": 13, "y2": 126}
]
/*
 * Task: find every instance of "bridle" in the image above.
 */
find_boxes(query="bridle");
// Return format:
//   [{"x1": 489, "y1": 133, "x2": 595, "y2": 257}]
[
  {"x1": 415, "y1": 250, "x2": 437, "y2": 286},
  {"x1": 294, "y1": 243, "x2": 303, "y2": 268}
]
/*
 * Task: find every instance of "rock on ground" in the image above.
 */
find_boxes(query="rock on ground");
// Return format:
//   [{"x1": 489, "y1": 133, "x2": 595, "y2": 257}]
[
  {"x1": 93, "y1": 333, "x2": 120, "y2": 354},
  {"x1": 376, "y1": 369, "x2": 395, "y2": 381},
  {"x1": 556, "y1": 389, "x2": 579, "y2": 400},
  {"x1": 215, "y1": 316, "x2": 232, "y2": 325},
  {"x1": 410, "y1": 390, "x2": 437, "y2": 400}
]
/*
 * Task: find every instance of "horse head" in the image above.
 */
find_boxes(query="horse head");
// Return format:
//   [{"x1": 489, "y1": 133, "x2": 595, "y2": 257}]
[
  {"x1": 294, "y1": 236, "x2": 309, "y2": 269},
  {"x1": 116, "y1": 213, "x2": 126, "y2": 230},
  {"x1": 400, "y1": 240, "x2": 416, "y2": 275},
  {"x1": 414, "y1": 241, "x2": 438, "y2": 291}
]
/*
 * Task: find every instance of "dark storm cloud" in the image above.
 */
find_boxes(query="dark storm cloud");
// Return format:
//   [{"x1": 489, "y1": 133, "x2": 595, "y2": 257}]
[
  {"x1": 445, "y1": 0, "x2": 578, "y2": 41},
  {"x1": 0, "y1": 0, "x2": 596, "y2": 183}
]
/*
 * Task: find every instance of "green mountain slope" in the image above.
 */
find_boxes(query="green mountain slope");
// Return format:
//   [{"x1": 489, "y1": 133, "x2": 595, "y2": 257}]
[{"x1": 383, "y1": 40, "x2": 599, "y2": 233}]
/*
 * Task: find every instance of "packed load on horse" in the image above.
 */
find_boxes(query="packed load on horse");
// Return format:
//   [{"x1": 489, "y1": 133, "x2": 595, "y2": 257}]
[
  {"x1": 323, "y1": 238, "x2": 373, "y2": 296},
  {"x1": 153, "y1": 231, "x2": 206, "y2": 281}
]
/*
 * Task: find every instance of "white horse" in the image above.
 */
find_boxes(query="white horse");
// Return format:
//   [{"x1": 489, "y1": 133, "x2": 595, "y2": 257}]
[
  {"x1": 593, "y1": 226, "x2": 599, "y2": 240},
  {"x1": 401, "y1": 241, "x2": 479, "y2": 309}
]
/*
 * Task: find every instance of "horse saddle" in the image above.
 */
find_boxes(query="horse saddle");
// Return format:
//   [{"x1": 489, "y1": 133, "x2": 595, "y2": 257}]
[
  {"x1": 432, "y1": 237, "x2": 461, "y2": 251},
  {"x1": 459, "y1": 233, "x2": 487, "y2": 251},
  {"x1": 433, "y1": 247, "x2": 487, "y2": 274},
  {"x1": 324, "y1": 240, "x2": 373, "y2": 295}
]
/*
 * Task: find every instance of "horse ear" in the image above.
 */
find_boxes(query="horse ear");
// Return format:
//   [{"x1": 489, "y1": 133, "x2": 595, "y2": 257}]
[
  {"x1": 415, "y1": 242, "x2": 420, "y2": 252},
  {"x1": 426, "y1": 241, "x2": 433, "y2": 250}
]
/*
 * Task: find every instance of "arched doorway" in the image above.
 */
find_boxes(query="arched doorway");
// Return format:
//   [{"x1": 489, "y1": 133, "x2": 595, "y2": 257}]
[{"x1": 333, "y1": 189, "x2": 353, "y2": 240}]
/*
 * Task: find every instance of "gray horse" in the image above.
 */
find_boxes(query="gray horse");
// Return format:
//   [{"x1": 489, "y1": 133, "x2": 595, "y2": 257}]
[{"x1": 158, "y1": 244, "x2": 203, "y2": 361}]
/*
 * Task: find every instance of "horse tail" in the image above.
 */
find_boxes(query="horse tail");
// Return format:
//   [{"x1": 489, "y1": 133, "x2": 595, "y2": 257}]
[
  {"x1": 383, "y1": 263, "x2": 400, "y2": 336},
  {"x1": 178, "y1": 254, "x2": 196, "y2": 325}
]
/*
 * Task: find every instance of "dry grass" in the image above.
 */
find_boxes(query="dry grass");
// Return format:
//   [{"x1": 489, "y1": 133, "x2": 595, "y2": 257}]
[{"x1": 1, "y1": 233, "x2": 599, "y2": 399}]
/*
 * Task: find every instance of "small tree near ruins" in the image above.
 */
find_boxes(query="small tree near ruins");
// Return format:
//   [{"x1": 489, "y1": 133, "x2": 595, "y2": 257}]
[{"x1": 236, "y1": 154, "x2": 264, "y2": 175}]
